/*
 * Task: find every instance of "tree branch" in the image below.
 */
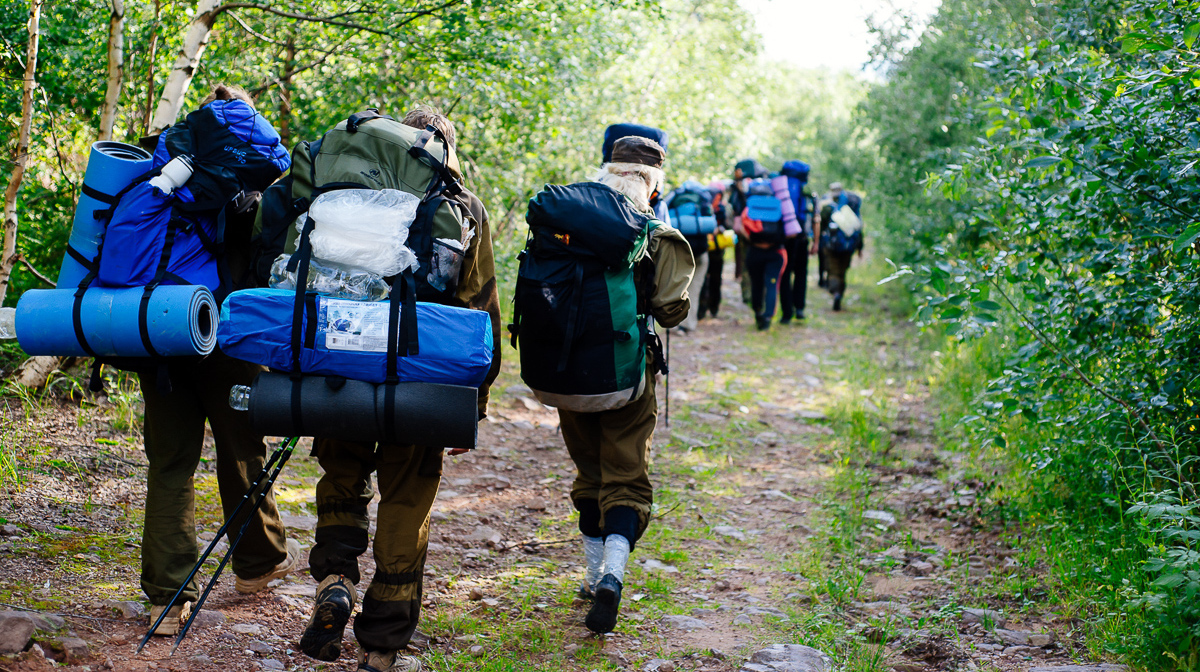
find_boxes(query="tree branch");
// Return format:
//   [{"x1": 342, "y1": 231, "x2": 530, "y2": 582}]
[{"x1": 19, "y1": 256, "x2": 55, "y2": 287}]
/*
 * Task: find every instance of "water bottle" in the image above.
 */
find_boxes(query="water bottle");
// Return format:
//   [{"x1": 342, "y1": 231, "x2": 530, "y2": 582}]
[
  {"x1": 229, "y1": 385, "x2": 251, "y2": 411},
  {"x1": 0, "y1": 307, "x2": 16, "y2": 340},
  {"x1": 148, "y1": 155, "x2": 194, "y2": 195}
]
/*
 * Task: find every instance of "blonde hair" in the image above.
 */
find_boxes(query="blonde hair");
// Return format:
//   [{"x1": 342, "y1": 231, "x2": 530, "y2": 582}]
[
  {"x1": 402, "y1": 106, "x2": 456, "y2": 150},
  {"x1": 200, "y1": 84, "x2": 253, "y2": 108},
  {"x1": 591, "y1": 162, "x2": 665, "y2": 213}
]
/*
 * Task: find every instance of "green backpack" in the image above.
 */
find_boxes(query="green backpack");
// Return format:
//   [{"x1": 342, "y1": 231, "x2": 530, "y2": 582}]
[
  {"x1": 510, "y1": 182, "x2": 667, "y2": 412},
  {"x1": 250, "y1": 109, "x2": 469, "y2": 301}
]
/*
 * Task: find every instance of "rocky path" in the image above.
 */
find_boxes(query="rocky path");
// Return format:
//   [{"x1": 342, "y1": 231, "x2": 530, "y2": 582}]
[{"x1": 0, "y1": 263, "x2": 1128, "y2": 672}]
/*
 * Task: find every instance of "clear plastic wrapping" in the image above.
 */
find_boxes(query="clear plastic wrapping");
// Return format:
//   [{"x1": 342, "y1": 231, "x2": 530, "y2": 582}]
[
  {"x1": 303, "y1": 189, "x2": 421, "y2": 277},
  {"x1": 269, "y1": 254, "x2": 390, "y2": 302}
]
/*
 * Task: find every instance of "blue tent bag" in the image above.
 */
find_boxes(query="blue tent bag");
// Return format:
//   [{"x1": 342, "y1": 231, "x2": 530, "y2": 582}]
[
  {"x1": 57, "y1": 142, "x2": 154, "y2": 288},
  {"x1": 218, "y1": 288, "x2": 494, "y2": 387},
  {"x1": 15, "y1": 285, "x2": 217, "y2": 357},
  {"x1": 602, "y1": 123, "x2": 669, "y2": 162},
  {"x1": 95, "y1": 182, "x2": 220, "y2": 290}
]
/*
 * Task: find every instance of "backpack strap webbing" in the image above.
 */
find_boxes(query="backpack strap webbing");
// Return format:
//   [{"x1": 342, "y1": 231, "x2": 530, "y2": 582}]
[
  {"x1": 408, "y1": 125, "x2": 463, "y2": 198},
  {"x1": 289, "y1": 215, "x2": 318, "y2": 379},
  {"x1": 555, "y1": 264, "x2": 586, "y2": 373},
  {"x1": 346, "y1": 109, "x2": 393, "y2": 133}
]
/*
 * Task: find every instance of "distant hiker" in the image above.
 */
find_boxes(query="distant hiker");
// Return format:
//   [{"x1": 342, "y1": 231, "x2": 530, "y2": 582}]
[
  {"x1": 666, "y1": 179, "x2": 718, "y2": 332},
  {"x1": 697, "y1": 179, "x2": 732, "y2": 320},
  {"x1": 734, "y1": 173, "x2": 799, "y2": 331},
  {"x1": 510, "y1": 136, "x2": 694, "y2": 634},
  {"x1": 298, "y1": 108, "x2": 501, "y2": 672},
  {"x1": 816, "y1": 182, "x2": 864, "y2": 311},
  {"x1": 730, "y1": 159, "x2": 766, "y2": 306},
  {"x1": 136, "y1": 85, "x2": 298, "y2": 636},
  {"x1": 777, "y1": 161, "x2": 816, "y2": 323}
]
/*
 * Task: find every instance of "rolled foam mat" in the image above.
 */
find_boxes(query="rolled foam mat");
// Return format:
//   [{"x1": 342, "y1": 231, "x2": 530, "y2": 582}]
[
  {"x1": 57, "y1": 141, "x2": 154, "y2": 288},
  {"x1": 248, "y1": 372, "x2": 478, "y2": 448},
  {"x1": 15, "y1": 285, "x2": 217, "y2": 358}
]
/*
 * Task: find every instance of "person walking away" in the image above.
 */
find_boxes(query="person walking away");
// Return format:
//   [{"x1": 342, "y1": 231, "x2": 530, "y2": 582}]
[
  {"x1": 510, "y1": 136, "x2": 694, "y2": 635},
  {"x1": 777, "y1": 161, "x2": 816, "y2": 324},
  {"x1": 730, "y1": 159, "x2": 765, "y2": 306},
  {"x1": 697, "y1": 179, "x2": 731, "y2": 320},
  {"x1": 666, "y1": 179, "x2": 716, "y2": 332},
  {"x1": 300, "y1": 108, "x2": 501, "y2": 672},
  {"x1": 734, "y1": 177, "x2": 792, "y2": 330},
  {"x1": 138, "y1": 85, "x2": 298, "y2": 636},
  {"x1": 815, "y1": 182, "x2": 863, "y2": 311}
]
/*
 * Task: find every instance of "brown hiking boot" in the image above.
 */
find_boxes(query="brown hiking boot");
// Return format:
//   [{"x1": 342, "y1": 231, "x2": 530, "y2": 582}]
[
  {"x1": 357, "y1": 648, "x2": 423, "y2": 672},
  {"x1": 148, "y1": 601, "x2": 192, "y2": 636},
  {"x1": 299, "y1": 574, "x2": 356, "y2": 661},
  {"x1": 235, "y1": 538, "x2": 300, "y2": 594}
]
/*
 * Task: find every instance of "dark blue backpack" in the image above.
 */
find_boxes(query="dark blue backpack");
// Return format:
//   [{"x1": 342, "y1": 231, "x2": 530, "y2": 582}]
[{"x1": 826, "y1": 192, "x2": 863, "y2": 254}]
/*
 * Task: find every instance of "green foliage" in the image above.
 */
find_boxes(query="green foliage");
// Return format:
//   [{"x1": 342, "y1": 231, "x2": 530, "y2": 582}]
[{"x1": 866, "y1": 0, "x2": 1200, "y2": 664}]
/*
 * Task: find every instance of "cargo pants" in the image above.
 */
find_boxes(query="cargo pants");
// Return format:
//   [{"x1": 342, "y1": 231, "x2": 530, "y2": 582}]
[
  {"x1": 559, "y1": 364, "x2": 658, "y2": 543},
  {"x1": 308, "y1": 440, "x2": 443, "y2": 653},
  {"x1": 825, "y1": 249, "x2": 855, "y2": 297},
  {"x1": 138, "y1": 350, "x2": 288, "y2": 606}
]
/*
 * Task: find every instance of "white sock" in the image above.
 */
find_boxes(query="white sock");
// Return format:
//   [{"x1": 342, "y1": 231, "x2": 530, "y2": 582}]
[
  {"x1": 601, "y1": 534, "x2": 631, "y2": 584},
  {"x1": 582, "y1": 535, "x2": 604, "y2": 591}
]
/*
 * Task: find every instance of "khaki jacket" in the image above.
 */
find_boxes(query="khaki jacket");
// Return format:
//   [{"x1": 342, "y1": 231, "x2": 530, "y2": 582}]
[{"x1": 451, "y1": 189, "x2": 502, "y2": 418}]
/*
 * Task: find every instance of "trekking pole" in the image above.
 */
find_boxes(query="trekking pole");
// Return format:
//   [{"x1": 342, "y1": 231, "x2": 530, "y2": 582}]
[
  {"x1": 137, "y1": 435, "x2": 299, "y2": 653},
  {"x1": 170, "y1": 435, "x2": 301, "y2": 655},
  {"x1": 665, "y1": 327, "x2": 671, "y2": 431}
]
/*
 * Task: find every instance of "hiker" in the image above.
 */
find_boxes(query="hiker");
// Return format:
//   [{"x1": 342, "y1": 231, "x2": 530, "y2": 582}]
[
  {"x1": 777, "y1": 161, "x2": 816, "y2": 323},
  {"x1": 697, "y1": 179, "x2": 731, "y2": 320},
  {"x1": 666, "y1": 179, "x2": 718, "y2": 332},
  {"x1": 815, "y1": 182, "x2": 864, "y2": 311},
  {"x1": 730, "y1": 159, "x2": 766, "y2": 306},
  {"x1": 510, "y1": 136, "x2": 694, "y2": 635},
  {"x1": 603, "y1": 123, "x2": 670, "y2": 222},
  {"x1": 299, "y1": 107, "x2": 501, "y2": 672},
  {"x1": 734, "y1": 174, "x2": 796, "y2": 331},
  {"x1": 136, "y1": 85, "x2": 297, "y2": 636}
]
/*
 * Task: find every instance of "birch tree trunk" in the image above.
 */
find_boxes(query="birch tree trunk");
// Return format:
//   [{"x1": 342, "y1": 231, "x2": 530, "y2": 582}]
[
  {"x1": 141, "y1": 0, "x2": 162, "y2": 136},
  {"x1": 0, "y1": 0, "x2": 43, "y2": 308},
  {"x1": 149, "y1": 0, "x2": 222, "y2": 134},
  {"x1": 98, "y1": 0, "x2": 125, "y2": 141}
]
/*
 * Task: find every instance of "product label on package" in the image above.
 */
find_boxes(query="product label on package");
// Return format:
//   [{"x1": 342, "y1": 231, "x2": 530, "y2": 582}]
[{"x1": 321, "y1": 298, "x2": 391, "y2": 352}]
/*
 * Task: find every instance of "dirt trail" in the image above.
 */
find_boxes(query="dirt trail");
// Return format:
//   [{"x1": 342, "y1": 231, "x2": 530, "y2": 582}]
[{"x1": 0, "y1": 265, "x2": 1117, "y2": 672}]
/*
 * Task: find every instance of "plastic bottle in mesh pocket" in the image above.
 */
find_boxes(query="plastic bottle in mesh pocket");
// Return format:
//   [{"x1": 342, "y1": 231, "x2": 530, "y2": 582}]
[
  {"x1": 270, "y1": 254, "x2": 390, "y2": 302},
  {"x1": 427, "y1": 238, "x2": 466, "y2": 293}
]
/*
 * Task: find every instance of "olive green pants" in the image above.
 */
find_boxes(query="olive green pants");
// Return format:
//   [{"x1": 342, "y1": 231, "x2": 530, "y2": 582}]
[
  {"x1": 558, "y1": 365, "x2": 658, "y2": 539},
  {"x1": 138, "y1": 351, "x2": 288, "y2": 606},
  {"x1": 309, "y1": 440, "x2": 443, "y2": 652},
  {"x1": 825, "y1": 249, "x2": 854, "y2": 296}
]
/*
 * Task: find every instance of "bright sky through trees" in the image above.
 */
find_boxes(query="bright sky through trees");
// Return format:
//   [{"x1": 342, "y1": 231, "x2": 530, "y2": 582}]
[{"x1": 739, "y1": 0, "x2": 942, "y2": 74}]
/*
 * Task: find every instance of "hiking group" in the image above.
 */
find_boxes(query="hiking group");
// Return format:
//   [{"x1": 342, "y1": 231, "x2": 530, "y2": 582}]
[
  {"x1": 13, "y1": 85, "x2": 864, "y2": 672},
  {"x1": 668, "y1": 158, "x2": 864, "y2": 334}
]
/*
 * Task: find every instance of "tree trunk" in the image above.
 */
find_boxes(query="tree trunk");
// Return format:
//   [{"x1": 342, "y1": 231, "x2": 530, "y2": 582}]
[
  {"x1": 141, "y1": 0, "x2": 161, "y2": 137},
  {"x1": 278, "y1": 34, "x2": 296, "y2": 147},
  {"x1": 0, "y1": 0, "x2": 43, "y2": 308},
  {"x1": 149, "y1": 0, "x2": 222, "y2": 134},
  {"x1": 15, "y1": 356, "x2": 63, "y2": 388},
  {"x1": 98, "y1": 0, "x2": 125, "y2": 141}
]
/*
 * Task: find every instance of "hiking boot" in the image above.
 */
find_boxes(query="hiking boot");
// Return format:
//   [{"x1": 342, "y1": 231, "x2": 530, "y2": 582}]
[
  {"x1": 300, "y1": 574, "x2": 356, "y2": 661},
  {"x1": 148, "y1": 601, "x2": 192, "y2": 636},
  {"x1": 235, "y1": 538, "x2": 300, "y2": 594},
  {"x1": 357, "y1": 649, "x2": 423, "y2": 672},
  {"x1": 585, "y1": 573, "x2": 623, "y2": 634},
  {"x1": 833, "y1": 294, "x2": 843, "y2": 311},
  {"x1": 755, "y1": 315, "x2": 771, "y2": 331},
  {"x1": 779, "y1": 313, "x2": 792, "y2": 326},
  {"x1": 796, "y1": 311, "x2": 805, "y2": 320}
]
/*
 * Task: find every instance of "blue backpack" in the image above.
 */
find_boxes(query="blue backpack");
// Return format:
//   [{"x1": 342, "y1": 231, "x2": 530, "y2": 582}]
[
  {"x1": 73, "y1": 99, "x2": 289, "y2": 390},
  {"x1": 826, "y1": 192, "x2": 863, "y2": 254},
  {"x1": 781, "y1": 160, "x2": 812, "y2": 223},
  {"x1": 667, "y1": 181, "x2": 716, "y2": 236},
  {"x1": 742, "y1": 179, "x2": 786, "y2": 245}
]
